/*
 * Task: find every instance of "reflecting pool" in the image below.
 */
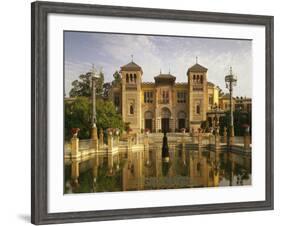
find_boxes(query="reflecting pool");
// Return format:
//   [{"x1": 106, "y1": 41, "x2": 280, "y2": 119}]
[{"x1": 64, "y1": 144, "x2": 251, "y2": 194}]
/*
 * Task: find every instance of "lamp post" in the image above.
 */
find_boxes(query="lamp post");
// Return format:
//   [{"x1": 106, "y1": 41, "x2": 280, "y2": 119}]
[
  {"x1": 91, "y1": 65, "x2": 100, "y2": 148},
  {"x1": 225, "y1": 67, "x2": 237, "y2": 146}
]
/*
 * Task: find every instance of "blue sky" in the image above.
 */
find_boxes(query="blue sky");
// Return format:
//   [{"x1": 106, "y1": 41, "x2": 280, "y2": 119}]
[{"x1": 64, "y1": 31, "x2": 252, "y2": 97}]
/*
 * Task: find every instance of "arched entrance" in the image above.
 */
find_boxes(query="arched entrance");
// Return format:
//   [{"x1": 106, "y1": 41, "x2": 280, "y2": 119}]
[
  {"x1": 178, "y1": 111, "x2": 186, "y2": 130},
  {"x1": 144, "y1": 111, "x2": 153, "y2": 132},
  {"x1": 161, "y1": 107, "x2": 171, "y2": 132}
]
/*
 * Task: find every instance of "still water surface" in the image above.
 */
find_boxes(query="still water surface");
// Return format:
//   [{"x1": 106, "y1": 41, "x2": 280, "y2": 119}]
[{"x1": 64, "y1": 144, "x2": 251, "y2": 194}]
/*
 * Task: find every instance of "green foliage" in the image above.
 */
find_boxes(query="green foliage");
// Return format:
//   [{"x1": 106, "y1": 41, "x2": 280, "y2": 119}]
[
  {"x1": 69, "y1": 69, "x2": 104, "y2": 97},
  {"x1": 66, "y1": 66, "x2": 124, "y2": 140},
  {"x1": 96, "y1": 99, "x2": 124, "y2": 133},
  {"x1": 64, "y1": 97, "x2": 124, "y2": 140},
  {"x1": 96, "y1": 165, "x2": 122, "y2": 192},
  {"x1": 233, "y1": 110, "x2": 251, "y2": 136},
  {"x1": 96, "y1": 71, "x2": 105, "y2": 96},
  {"x1": 76, "y1": 170, "x2": 94, "y2": 193},
  {"x1": 65, "y1": 97, "x2": 91, "y2": 140},
  {"x1": 219, "y1": 110, "x2": 251, "y2": 136},
  {"x1": 112, "y1": 70, "x2": 121, "y2": 84},
  {"x1": 102, "y1": 82, "x2": 112, "y2": 100},
  {"x1": 219, "y1": 113, "x2": 229, "y2": 135}
]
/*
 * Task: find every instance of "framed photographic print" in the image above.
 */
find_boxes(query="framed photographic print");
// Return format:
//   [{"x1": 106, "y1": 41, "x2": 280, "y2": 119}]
[{"x1": 31, "y1": 1, "x2": 274, "y2": 225}]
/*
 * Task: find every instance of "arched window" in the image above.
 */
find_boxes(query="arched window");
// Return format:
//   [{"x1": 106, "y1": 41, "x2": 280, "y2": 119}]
[
  {"x1": 161, "y1": 107, "x2": 171, "y2": 118},
  {"x1": 144, "y1": 111, "x2": 153, "y2": 119},
  {"x1": 130, "y1": 74, "x2": 133, "y2": 82},
  {"x1": 197, "y1": 75, "x2": 200, "y2": 83},
  {"x1": 200, "y1": 75, "x2": 203, "y2": 83},
  {"x1": 126, "y1": 74, "x2": 129, "y2": 83},
  {"x1": 196, "y1": 104, "x2": 200, "y2": 114},
  {"x1": 133, "y1": 74, "x2": 137, "y2": 82},
  {"x1": 193, "y1": 74, "x2": 196, "y2": 80},
  {"x1": 130, "y1": 104, "x2": 134, "y2": 115}
]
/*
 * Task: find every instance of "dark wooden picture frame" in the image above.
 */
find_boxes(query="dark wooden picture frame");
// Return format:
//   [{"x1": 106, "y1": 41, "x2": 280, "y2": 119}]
[{"x1": 31, "y1": 1, "x2": 274, "y2": 224}]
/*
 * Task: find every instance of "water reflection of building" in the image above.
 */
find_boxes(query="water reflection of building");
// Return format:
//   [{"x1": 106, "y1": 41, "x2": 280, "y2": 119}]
[
  {"x1": 111, "y1": 59, "x2": 252, "y2": 133},
  {"x1": 65, "y1": 146, "x2": 251, "y2": 193}
]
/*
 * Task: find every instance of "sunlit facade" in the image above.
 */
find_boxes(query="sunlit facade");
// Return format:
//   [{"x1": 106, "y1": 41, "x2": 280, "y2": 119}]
[{"x1": 111, "y1": 60, "x2": 222, "y2": 133}]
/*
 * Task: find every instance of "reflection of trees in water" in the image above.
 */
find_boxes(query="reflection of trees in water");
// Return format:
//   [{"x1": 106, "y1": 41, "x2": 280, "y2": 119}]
[
  {"x1": 95, "y1": 165, "x2": 122, "y2": 192},
  {"x1": 64, "y1": 165, "x2": 71, "y2": 193},
  {"x1": 65, "y1": 161, "x2": 124, "y2": 193},
  {"x1": 75, "y1": 170, "x2": 93, "y2": 193}
]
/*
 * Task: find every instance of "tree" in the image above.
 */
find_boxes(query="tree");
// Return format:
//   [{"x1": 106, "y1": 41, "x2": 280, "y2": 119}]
[
  {"x1": 65, "y1": 97, "x2": 91, "y2": 140},
  {"x1": 102, "y1": 82, "x2": 112, "y2": 100},
  {"x1": 96, "y1": 70, "x2": 105, "y2": 96},
  {"x1": 69, "y1": 68, "x2": 104, "y2": 97},
  {"x1": 96, "y1": 99, "x2": 124, "y2": 132},
  {"x1": 218, "y1": 110, "x2": 251, "y2": 136},
  {"x1": 64, "y1": 97, "x2": 124, "y2": 140},
  {"x1": 112, "y1": 70, "x2": 121, "y2": 84}
]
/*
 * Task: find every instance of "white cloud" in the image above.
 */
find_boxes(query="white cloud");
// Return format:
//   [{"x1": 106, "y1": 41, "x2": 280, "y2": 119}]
[{"x1": 65, "y1": 32, "x2": 252, "y2": 97}]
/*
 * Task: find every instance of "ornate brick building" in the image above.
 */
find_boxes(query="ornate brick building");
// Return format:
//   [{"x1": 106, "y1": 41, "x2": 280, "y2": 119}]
[{"x1": 111, "y1": 60, "x2": 220, "y2": 133}]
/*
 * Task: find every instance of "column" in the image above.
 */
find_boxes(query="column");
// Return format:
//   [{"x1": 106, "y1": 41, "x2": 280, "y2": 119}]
[
  {"x1": 71, "y1": 137, "x2": 80, "y2": 158},
  {"x1": 156, "y1": 117, "x2": 161, "y2": 132}
]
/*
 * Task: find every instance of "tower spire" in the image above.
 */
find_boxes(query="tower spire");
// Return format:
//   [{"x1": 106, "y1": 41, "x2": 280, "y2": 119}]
[
  {"x1": 196, "y1": 56, "x2": 198, "y2": 64},
  {"x1": 131, "y1": 54, "x2": 134, "y2": 62},
  {"x1": 230, "y1": 66, "x2": 233, "y2": 75}
]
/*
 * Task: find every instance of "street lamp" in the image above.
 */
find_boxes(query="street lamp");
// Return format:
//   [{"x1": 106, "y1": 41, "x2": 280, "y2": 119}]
[
  {"x1": 225, "y1": 66, "x2": 237, "y2": 146},
  {"x1": 91, "y1": 65, "x2": 100, "y2": 143}
]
